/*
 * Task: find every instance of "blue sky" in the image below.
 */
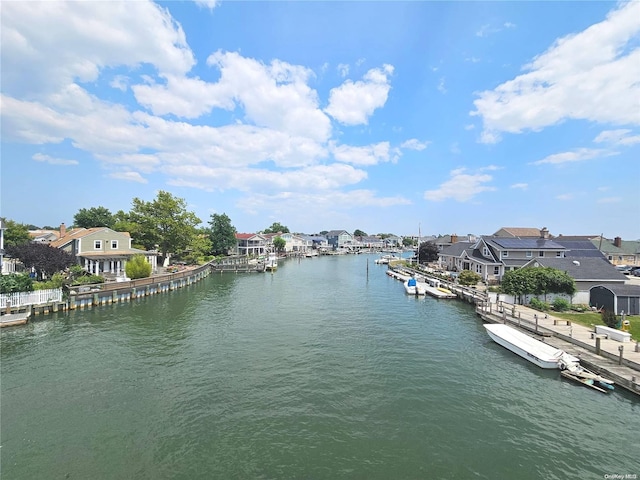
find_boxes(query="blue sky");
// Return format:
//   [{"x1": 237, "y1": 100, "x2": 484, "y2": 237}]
[{"x1": 1, "y1": 1, "x2": 639, "y2": 239}]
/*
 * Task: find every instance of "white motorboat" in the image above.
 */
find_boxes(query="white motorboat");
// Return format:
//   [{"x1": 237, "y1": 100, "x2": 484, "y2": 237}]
[
  {"x1": 485, "y1": 324, "x2": 615, "y2": 392},
  {"x1": 483, "y1": 324, "x2": 578, "y2": 369},
  {"x1": 265, "y1": 253, "x2": 278, "y2": 271},
  {"x1": 375, "y1": 254, "x2": 400, "y2": 264},
  {"x1": 403, "y1": 277, "x2": 425, "y2": 296}
]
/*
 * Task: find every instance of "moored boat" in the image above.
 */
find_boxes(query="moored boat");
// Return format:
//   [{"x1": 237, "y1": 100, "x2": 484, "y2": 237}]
[
  {"x1": 484, "y1": 323, "x2": 615, "y2": 392},
  {"x1": 483, "y1": 323, "x2": 578, "y2": 369}
]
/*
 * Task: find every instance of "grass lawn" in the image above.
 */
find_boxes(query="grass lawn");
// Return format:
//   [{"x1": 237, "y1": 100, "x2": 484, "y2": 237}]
[{"x1": 552, "y1": 312, "x2": 639, "y2": 340}]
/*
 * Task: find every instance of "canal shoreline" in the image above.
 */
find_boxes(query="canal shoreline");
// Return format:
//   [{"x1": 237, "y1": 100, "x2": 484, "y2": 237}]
[{"x1": 392, "y1": 263, "x2": 640, "y2": 397}]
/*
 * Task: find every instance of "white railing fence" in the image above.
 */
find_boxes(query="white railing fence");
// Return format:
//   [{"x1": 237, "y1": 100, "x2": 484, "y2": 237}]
[{"x1": 0, "y1": 288, "x2": 63, "y2": 309}]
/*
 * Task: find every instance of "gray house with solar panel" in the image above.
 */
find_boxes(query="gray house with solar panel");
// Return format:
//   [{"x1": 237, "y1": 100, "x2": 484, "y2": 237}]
[{"x1": 439, "y1": 235, "x2": 568, "y2": 283}]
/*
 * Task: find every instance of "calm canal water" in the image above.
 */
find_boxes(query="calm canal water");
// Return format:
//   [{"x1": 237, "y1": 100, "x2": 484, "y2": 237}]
[{"x1": 1, "y1": 254, "x2": 638, "y2": 479}]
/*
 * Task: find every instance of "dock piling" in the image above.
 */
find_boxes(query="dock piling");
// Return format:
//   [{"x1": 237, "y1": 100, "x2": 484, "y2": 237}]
[{"x1": 618, "y1": 345, "x2": 624, "y2": 365}]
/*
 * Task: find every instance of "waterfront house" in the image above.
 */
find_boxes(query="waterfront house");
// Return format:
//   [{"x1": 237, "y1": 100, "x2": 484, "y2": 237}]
[
  {"x1": 325, "y1": 230, "x2": 354, "y2": 250},
  {"x1": 262, "y1": 232, "x2": 311, "y2": 254},
  {"x1": 50, "y1": 226, "x2": 156, "y2": 277},
  {"x1": 301, "y1": 235, "x2": 329, "y2": 251},
  {"x1": 235, "y1": 233, "x2": 268, "y2": 256},
  {"x1": 439, "y1": 234, "x2": 568, "y2": 283},
  {"x1": 357, "y1": 235, "x2": 385, "y2": 250}
]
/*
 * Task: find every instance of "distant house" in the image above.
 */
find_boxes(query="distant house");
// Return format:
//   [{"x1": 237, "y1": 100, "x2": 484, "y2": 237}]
[
  {"x1": 50, "y1": 226, "x2": 156, "y2": 276},
  {"x1": 301, "y1": 235, "x2": 329, "y2": 250},
  {"x1": 493, "y1": 227, "x2": 549, "y2": 238},
  {"x1": 432, "y1": 234, "x2": 476, "y2": 251},
  {"x1": 592, "y1": 236, "x2": 640, "y2": 266},
  {"x1": 235, "y1": 233, "x2": 268, "y2": 256},
  {"x1": 263, "y1": 232, "x2": 311, "y2": 254},
  {"x1": 325, "y1": 230, "x2": 354, "y2": 250},
  {"x1": 357, "y1": 235, "x2": 385, "y2": 249}
]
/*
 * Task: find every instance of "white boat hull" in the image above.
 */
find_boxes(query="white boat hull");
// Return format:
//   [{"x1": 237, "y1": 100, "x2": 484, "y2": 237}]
[{"x1": 484, "y1": 324, "x2": 578, "y2": 369}]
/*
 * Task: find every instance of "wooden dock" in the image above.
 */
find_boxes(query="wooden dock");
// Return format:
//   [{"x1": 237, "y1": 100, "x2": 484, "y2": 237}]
[{"x1": 0, "y1": 312, "x2": 31, "y2": 328}]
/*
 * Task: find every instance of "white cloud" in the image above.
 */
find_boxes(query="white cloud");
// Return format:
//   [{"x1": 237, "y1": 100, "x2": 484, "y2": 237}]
[
  {"x1": 531, "y1": 148, "x2": 618, "y2": 166},
  {"x1": 594, "y1": 129, "x2": 640, "y2": 146},
  {"x1": 162, "y1": 163, "x2": 368, "y2": 193},
  {"x1": 504, "y1": 22, "x2": 516, "y2": 29},
  {"x1": 324, "y1": 64, "x2": 394, "y2": 125},
  {"x1": 110, "y1": 75, "x2": 129, "y2": 92},
  {"x1": 464, "y1": 124, "x2": 475, "y2": 131},
  {"x1": 32, "y1": 153, "x2": 78, "y2": 166},
  {"x1": 472, "y1": 2, "x2": 640, "y2": 143},
  {"x1": 108, "y1": 171, "x2": 148, "y2": 183},
  {"x1": 424, "y1": 168, "x2": 496, "y2": 202},
  {"x1": 0, "y1": 1, "x2": 195, "y2": 97},
  {"x1": 556, "y1": 193, "x2": 573, "y2": 201},
  {"x1": 337, "y1": 63, "x2": 350, "y2": 77},
  {"x1": 193, "y1": 0, "x2": 219, "y2": 10},
  {"x1": 437, "y1": 77, "x2": 447, "y2": 94},
  {"x1": 400, "y1": 139, "x2": 429, "y2": 151},
  {"x1": 450, "y1": 142, "x2": 460, "y2": 154},
  {"x1": 331, "y1": 142, "x2": 396, "y2": 166},
  {"x1": 510, "y1": 183, "x2": 528, "y2": 190},
  {"x1": 597, "y1": 197, "x2": 622, "y2": 204}
]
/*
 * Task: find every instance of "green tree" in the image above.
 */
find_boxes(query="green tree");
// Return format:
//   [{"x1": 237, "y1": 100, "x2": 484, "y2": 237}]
[
  {"x1": 128, "y1": 191, "x2": 201, "y2": 262},
  {"x1": 501, "y1": 267, "x2": 576, "y2": 304},
  {"x1": 458, "y1": 270, "x2": 481, "y2": 286},
  {"x1": 0, "y1": 273, "x2": 34, "y2": 293},
  {"x1": 263, "y1": 222, "x2": 289, "y2": 234},
  {"x1": 208, "y1": 213, "x2": 237, "y2": 256},
  {"x1": 6, "y1": 243, "x2": 76, "y2": 280},
  {"x1": 418, "y1": 241, "x2": 439, "y2": 263},
  {"x1": 181, "y1": 230, "x2": 213, "y2": 264},
  {"x1": 272, "y1": 236, "x2": 286, "y2": 253},
  {"x1": 112, "y1": 210, "x2": 143, "y2": 246},
  {"x1": 402, "y1": 237, "x2": 414, "y2": 247},
  {"x1": 73, "y1": 207, "x2": 115, "y2": 228},
  {"x1": 2, "y1": 219, "x2": 31, "y2": 247},
  {"x1": 125, "y1": 254, "x2": 152, "y2": 279},
  {"x1": 353, "y1": 229, "x2": 367, "y2": 237}
]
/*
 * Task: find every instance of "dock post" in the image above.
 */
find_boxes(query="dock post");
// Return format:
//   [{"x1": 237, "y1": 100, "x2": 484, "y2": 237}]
[
  {"x1": 636, "y1": 341, "x2": 639, "y2": 353},
  {"x1": 534, "y1": 314, "x2": 538, "y2": 333},
  {"x1": 618, "y1": 345, "x2": 624, "y2": 365},
  {"x1": 5, "y1": 301, "x2": 11, "y2": 315},
  {"x1": 596, "y1": 337, "x2": 601, "y2": 355}
]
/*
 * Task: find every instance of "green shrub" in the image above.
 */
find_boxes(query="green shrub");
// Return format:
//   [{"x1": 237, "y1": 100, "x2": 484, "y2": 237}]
[
  {"x1": 552, "y1": 297, "x2": 570, "y2": 312},
  {"x1": 570, "y1": 304, "x2": 589, "y2": 313},
  {"x1": 601, "y1": 309, "x2": 618, "y2": 328},
  {"x1": 34, "y1": 272, "x2": 66, "y2": 290},
  {"x1": 71, "y1": 275, "x2": 104, "y2": 286},
  {"x1": 529, "y1": 297, "x2": 550, "y2": 312},
  {"x1": 458, "y1": 270, "x2": 481, "y2": 286},
  {"x1": 0, "y1": 273, "x2": 33, "y2": 293},
  {"x1": 126, "y1": 254, "x2": 152, "y2": 279}
]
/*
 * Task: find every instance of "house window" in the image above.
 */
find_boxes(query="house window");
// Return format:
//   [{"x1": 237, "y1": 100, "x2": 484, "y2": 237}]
[
  {"x1": 526, "y1": 251, "x2": 532, "y2": 258},
  {"x1": 494, "y1": 266, "x2": 499, "y2": 275},
  {"x1": 502, "y1": 251, "x2": 508, "y2": 257},
  {"x1": 556, "y1": 251, "x2": 562, "y2": 257},
  {"x1": 111, "y1": 240, "x2": 118, "y2": 249},
  {"x1": 483, "y1": 247, "x2": 489, "y2": 256},
  {"x1": 94, "y1": 240, "x2": 102, "y2": 249},
  {"x1": 539, "y1": 251, "x2": 544, "y2": 257}
]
